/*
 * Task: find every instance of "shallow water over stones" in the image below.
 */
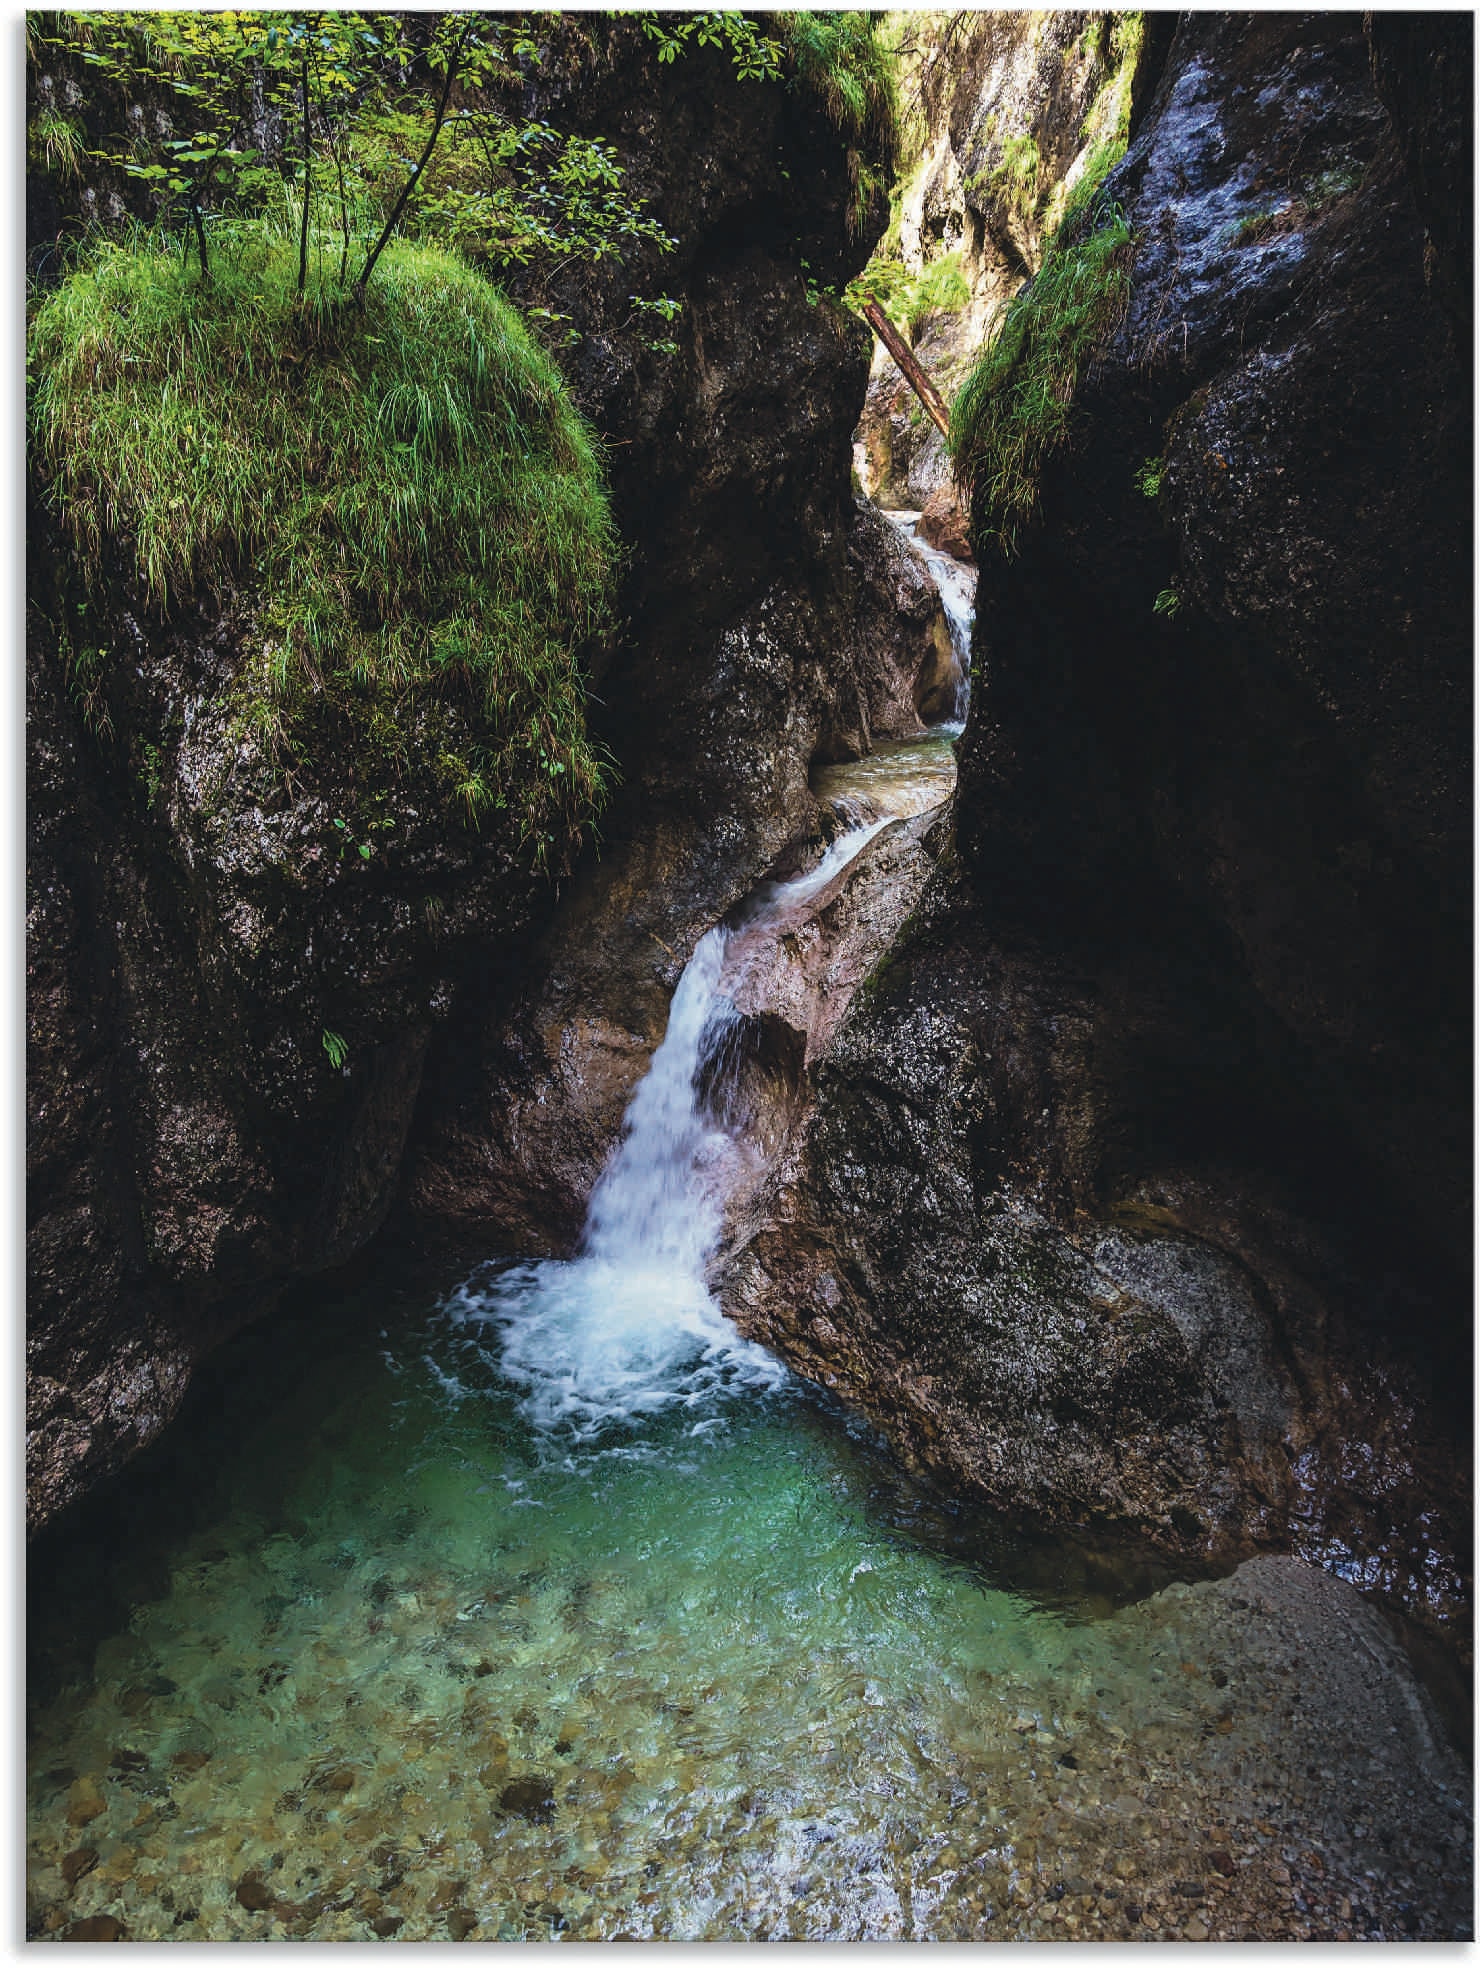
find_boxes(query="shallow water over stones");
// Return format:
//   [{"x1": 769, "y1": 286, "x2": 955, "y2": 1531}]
[{"x1": 27, "y1": 1274, "x2": 1470, "y2": 1943}]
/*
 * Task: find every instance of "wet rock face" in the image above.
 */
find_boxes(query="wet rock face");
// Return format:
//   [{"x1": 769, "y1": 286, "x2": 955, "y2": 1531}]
[
  {"x1": 957, "y1": 10, "x2": 1471, "y2": 1280},
  {"x1": 401, "y1": 38, "x2": 945, "y2": 1254},
  {"x1": 26, "y1": 570, "x2": 540, "y2": 1532},
  {"x1": 728, "y1": 879, "x2": 1470, "y2": 1637},
  {"x1": 736, "y1": 16, "x2": 1471, "y2": 1640},
  {"x1": 26, "y1": 22, "x2": 898, "y2": 1526}
]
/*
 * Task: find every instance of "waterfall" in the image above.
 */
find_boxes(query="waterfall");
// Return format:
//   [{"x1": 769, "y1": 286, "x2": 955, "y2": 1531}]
[
  {"x1": 446, "y1": 821, "x2": 891, "y2": 1444},
  {"x1": 885, "y1": 510, "x2": 977, "y2": 726}
]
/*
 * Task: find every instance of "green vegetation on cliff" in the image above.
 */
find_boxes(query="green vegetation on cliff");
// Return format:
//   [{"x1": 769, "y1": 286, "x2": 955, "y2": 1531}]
[
  {"x1": 29, "y1": 231, "x2": 616, "y2": 855},
  {"x1": 948, "y1": 13, "x2": 1144, "y2": 551},
  {"x1": 640, "y1": 10, "x2": 897, "y2": 233},
  {"x1": 948, "y1": 167, "x2": 1132, "y2": 551}
]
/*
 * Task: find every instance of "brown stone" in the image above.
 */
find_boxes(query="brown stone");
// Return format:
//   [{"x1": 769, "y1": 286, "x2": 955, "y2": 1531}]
[
  {"x1": 917, "y1": 482, "x2": 974, "y2": 563},
  {"x1": 498, "y1": 1776, "x2": 556, "y2": 1823},
  {"x1": 61, "y1": 1847, "x2": 99, "y2": 1886},
  {"x1": 235, "y1": 1874, "x2": 276, "y2": 1912},
  {"x1": 66, "y1": 1778, "x2": 105, "y2": 1827},
  {"x1": 63, "y1": 1916, "x2": 125, "y2": 1941}
]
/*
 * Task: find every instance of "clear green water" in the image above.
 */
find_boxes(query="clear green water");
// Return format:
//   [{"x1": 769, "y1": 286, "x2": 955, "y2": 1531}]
[
  {"x1": 28, "y1": 1267, "x2": 1473, "y2": 1942},
  {"x1": 28, "y1": 1269, "x2": 1220, "y2": 1942}
]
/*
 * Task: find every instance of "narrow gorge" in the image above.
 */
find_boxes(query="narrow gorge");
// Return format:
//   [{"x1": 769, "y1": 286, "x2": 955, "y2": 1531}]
[{"x1": 26, "y1": 10, "x2": 1471, "y2": 1944}]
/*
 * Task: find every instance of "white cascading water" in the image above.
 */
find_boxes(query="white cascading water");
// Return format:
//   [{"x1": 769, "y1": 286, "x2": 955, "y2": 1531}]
[
  {"x1": 446, "y1": 819, "x2": 892, "y2": 1446},
  {"x1": 885, "y1": 511, "x2": 977, "y2": 726}
]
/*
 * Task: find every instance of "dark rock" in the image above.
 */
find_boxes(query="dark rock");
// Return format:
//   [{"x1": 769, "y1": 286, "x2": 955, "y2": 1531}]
[
  {"x1": 60, "y1": 1848, "x2": 99, "y2": 1886},
  {"x1": 726, "y1": 11, "x2": 1470, "y2": 1647},
  {"x1": 1209, "y1": 1852, "x2": 1237, "y2": 1879},
  {"x1": 1364, "y1": 13, "x2": 1472, "y2": 338},
  {"x1": 498, "y1": 1776, "x2": 557, "y2": 1824},
  {"x1": 63, "y1": 1915, "x2": 125, "y2": 1941},
  {"x1": 235, "y1": 1873, "x2": 276, "y2": 1913},
  {"x1": 108, "y1": 1749, "x2": 146, "y2": 1773},
  {"x1": 447, "y1": 1908, "x2": 479, "y2": 1940},
  {"x1": 371, "y1": 1914, "x2": 404, "y2": 1938}
]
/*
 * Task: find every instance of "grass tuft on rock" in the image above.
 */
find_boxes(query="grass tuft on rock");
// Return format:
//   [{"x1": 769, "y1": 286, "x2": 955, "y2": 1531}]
[
  {"x1": 780, "y1": 11, "x2": 898, "y2": 152},
  {"x1": 949, "y1": 161, "x2": 1134, "y2": 555},
  {"x1": 29, "y1": 229, "x2": 617, "y2": 855},
  {"x1": 779, "y1": 11, "x2": 899, "y2": 227}
]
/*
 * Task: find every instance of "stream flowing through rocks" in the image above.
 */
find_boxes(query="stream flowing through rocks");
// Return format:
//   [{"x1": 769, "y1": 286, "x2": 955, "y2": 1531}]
[{"x1": 26, "y1": 529, "x2": 1470, "y2": 1943}]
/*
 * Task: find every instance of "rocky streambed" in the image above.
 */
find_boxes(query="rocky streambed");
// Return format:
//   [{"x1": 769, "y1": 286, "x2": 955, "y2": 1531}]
[{"x1": 26, "y1": 1265, "x2": 1471, "y2": 1945}]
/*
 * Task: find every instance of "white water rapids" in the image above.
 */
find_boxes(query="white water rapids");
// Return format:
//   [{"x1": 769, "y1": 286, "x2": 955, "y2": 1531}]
[
  {"x1": 448, "y1": 521, "x2": 976, "y2": 1449},
  {"x1": 447, "y1": 821, "x2": 894, "y2": 1445}
]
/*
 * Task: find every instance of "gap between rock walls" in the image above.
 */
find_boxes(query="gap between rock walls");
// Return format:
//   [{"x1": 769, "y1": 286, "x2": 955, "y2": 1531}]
[{"x1": 25, "y1": 9, "x2": 1472, "y2": 1945}]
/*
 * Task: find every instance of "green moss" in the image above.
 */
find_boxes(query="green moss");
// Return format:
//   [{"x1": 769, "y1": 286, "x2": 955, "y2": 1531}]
[
  {"x1": 777, "y1": 11, "x2": 899, "y2": 230},
  {"x1": 778, "y1": 11, "x2": 898, "y2": 156},
  {"x1": 29, "y1": 230, "x2": 617, "y2": 859},
  {"x1": 990, "y1": 132, "x2": 1042, "y2": 237},
  {"x1": 1091, "y1": 12, "x2": 1145, "y2": 148},
  {"x1": 949, "y1": 158, "x2": 1133, "y2": 554}
]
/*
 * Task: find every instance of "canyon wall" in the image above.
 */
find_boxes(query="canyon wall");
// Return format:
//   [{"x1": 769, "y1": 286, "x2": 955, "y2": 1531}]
[
  {"x1": 26, "y1": 20, "x2": 919, "y2": 1531},
  {"x1": 731, "y1": 12, "x2": 1472, "y2": 1643}
]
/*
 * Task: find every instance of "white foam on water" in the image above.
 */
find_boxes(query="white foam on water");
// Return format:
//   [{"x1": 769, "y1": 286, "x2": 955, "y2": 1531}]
[
  {"x1": 446, "y1": 829, "x2": 891, "y2": 1447},
  {"x1": 882, "y1": 507, "x2": 977, "y2": 722}
]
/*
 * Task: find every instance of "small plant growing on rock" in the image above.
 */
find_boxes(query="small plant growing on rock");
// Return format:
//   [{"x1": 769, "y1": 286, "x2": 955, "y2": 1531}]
[
  {"x1": 1229, "y1": 209, "x2": 1281, "y2": 248},
  {"x1": 948, "y1": 165, "x2": 1134, "y2": 553}
]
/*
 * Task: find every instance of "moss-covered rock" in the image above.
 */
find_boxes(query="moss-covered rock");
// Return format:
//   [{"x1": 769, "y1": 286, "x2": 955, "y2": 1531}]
[
  {"x1": 26, "y1": 226, "x2": 627, "y2": 1529},
  {"x1": 31, "y1": 233, "x2": 615, "y2": 855}
]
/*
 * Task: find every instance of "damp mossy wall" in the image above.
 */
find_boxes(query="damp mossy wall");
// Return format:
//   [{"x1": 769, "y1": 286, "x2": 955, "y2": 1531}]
[{"x1": 29, "y1": 232, "x2": 617, "y2": 855}]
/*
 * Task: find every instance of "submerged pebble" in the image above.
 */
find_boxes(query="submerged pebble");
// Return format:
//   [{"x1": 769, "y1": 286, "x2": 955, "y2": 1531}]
[{"x1": 26, "y1": 1297, "x2": 1470, "y2": 1942}]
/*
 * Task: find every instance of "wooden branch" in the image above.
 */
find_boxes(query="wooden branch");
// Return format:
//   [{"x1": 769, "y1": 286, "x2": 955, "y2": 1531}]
[
  {"x1": 859, "y1": 298, "x2": 951, "y2": 438},
  {"x1": 297, "y1": 53, "x2": 311, "y2": 296},
  {"x1": 354, "y1": 18, "x2": 471, "y2": 304}
]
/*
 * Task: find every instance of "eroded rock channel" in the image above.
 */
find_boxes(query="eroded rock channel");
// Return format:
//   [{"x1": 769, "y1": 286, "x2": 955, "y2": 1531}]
[{"x1": 27, "y1": 8, "x2": 1471, "y2": 1945}]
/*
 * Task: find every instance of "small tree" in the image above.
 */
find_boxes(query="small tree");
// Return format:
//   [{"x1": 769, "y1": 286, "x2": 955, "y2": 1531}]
[{"x1": 33, "y1": 10, "x2": 680, "y2": 298}]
